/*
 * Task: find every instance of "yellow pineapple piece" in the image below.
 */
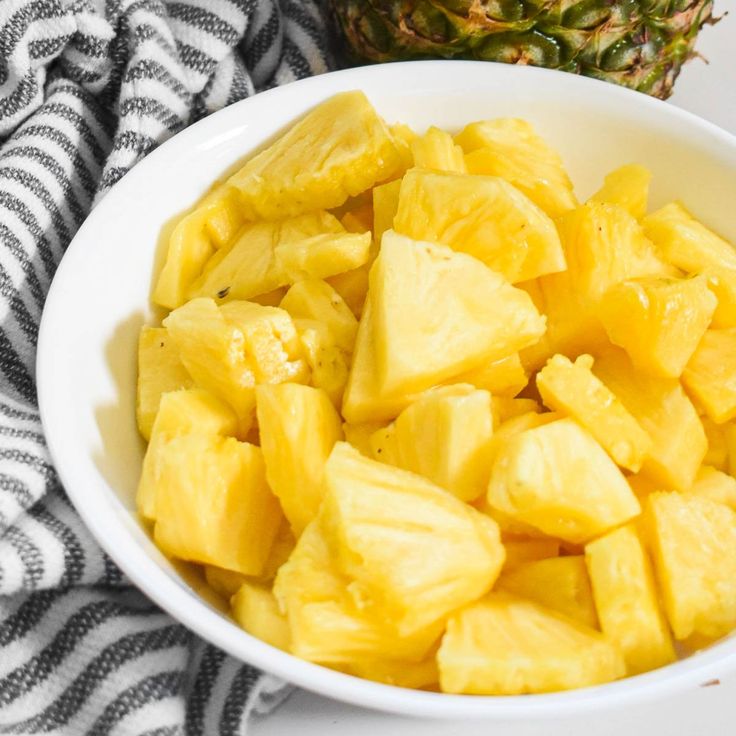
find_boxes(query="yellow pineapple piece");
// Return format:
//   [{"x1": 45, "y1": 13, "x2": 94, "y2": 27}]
[
  {"x1": 342, "y1": 422, "x2": 385, "y2": 457},
  {"x1": 585, "y1": 525, "x2": 675, "y2": 675},
  {"x1": 702, "y1": 417, "x2": 728, "y2": 471},
  {"x1": 294, "y1": 318, "x2": 350, "y2": 406},
  {"x1": 136, "y1": 327, "x2": 193, "y2": 441},
  {"x1": 593, "y1": 348, "x2": 706, "y2": 490},
  {"x1": 370, "y1": 230, "x2": 546, "y2": 396},
  {"x1": 598, "y1": 276, "x2": 716, "y2": 378},
  {"x1": 256, "y1": 384, "x2": 342, "y2": 537},
  {"x1": 347, "y1": 655, "x2": 439, "y2": 689},
  {"x1": 487, "y1": 418, "x2": 640, "y2": 543},
  {"x1": 339, "y1": 200, "x2": 373, "y2": 234},
  {"x1": 703, "y1": 268, "x2": 736, "y2": 328},
  {"x1": 372, "y1": 178, "x2": 402, "y2": 246},
  {"x1": 205, "y1": 565, "x2": 247, "y2": 599},
  {"x1": 321, "y1": 442, "x2": 505, "y2": 635},
  {"x1": 278, "y1": 232, "x2": 371, "y2": 283},
  {"x1": 231, "y1": 582, "x2": 290, "y2": 650},
  {"x1": 368, "y1": 385, "x2": 494, "y2": 502},
  {"x1": 451, "y1": 353, "x2": 527, "y2": 397},
  {"x1": 438, "y1": 593, "x2": 625, "y2": 695},
  {"x1": 137, "y1": 389, "x2": 237, "y2": 520},
  {"x1": 537, "y1": 354, "x2": 652, "y2": 472},
  {"x1": 457, "y1": 118, "x2": 577, "y2": 218},
  {"x1": 326, "y1": 266, "x2": 369, "y2": 319},
  {"x1": 497, "y1": 556, "x2": 598, "y2": 629},
  {"x1": 502, "y1": 538, "x2": 560, "y2": 570},
  {"x1": 589, "y1": 164, "x2": 651, "y2": 220},
  {"x1": 491, "y1": 397, "x2": 541, "y2": 424},
  {"x1": 389, "y1": 122, "x2": 417, "y2": 173},
  {"x1": 394, "y1": 169, "x2": 565, "y2": 283},
  {"x1": 411, "y1": 126, "x2": 466, "y2": 173},
  {"x1": 627, "y1": 473, "x2": 665, "y2": 498},
  {"x1": 682, "y1": 329, "x2": 736, "y2": 424},
  {"x1": 199, "y1": 183, "x2": 244, "y2": 248},
  {"x1": 154, "y1": 435, "x2": 282, "y2": 575},
  {"x1": 726, "y1": 424, "x2": 736, "y2": 477},
  {"x1": 274, "y1": 521, "x2": 440, "y2": 663},
  {"x1": 687, "y1": 466, "x2": 736, "y2": 511},
  {"x1": 644, "y1": 492, "x2": 736, "y2": 640},
  {"x1": 280, "y1": 279, "x2": 357, "y2": 353},
  {"x1": 228, "y1": 92, "x2": 400, "y2": 219}
]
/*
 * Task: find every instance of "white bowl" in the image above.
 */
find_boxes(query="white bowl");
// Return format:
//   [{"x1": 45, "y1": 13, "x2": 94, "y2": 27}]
[{"x1": 37, "y1": 61, "x2": 736, "y2": 719}]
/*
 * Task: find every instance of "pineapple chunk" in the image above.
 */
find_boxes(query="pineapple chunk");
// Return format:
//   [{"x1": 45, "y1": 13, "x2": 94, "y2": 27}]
[
  {"x1": 503, "y1": 538, "x2": 560, "y2": 570},
  {"x1": 277, "y1": 232, "x2": 371, "y2": 283},
  {"x1": 372, "y1": 178, "x2": 402, "y2": 246},
  {"x1": 703, "y1": 269, "x2": 736, "y2": 329},
  {"x1": 199, "y1": 183, "x2": 244, "y2": 248},
  {"x1": 326, "y1": 266, "x2": 369, "y2": 319},
  {"x1": 487, "y1": 418, "x2": 640, "y2": 543},
  {"x1": 346, "y1": 655, "x2": 439, "y2": 689},
  {"x1": 393, "y1": 169, "x2": 565, "y2": 283},
  {"x1": 645, "y1": 492, "x2": 736, "y2": 640},
  {"x1": 598, "y1": 276, "x2": 716, "y2": 378},
  {"x1": 497, "y1": 556, "x2": 598, "y2": 629},
  {"x1": 280, "y1": 279, "x2": 358, "y2": 353},
  {"x1": 411, "y1": 126, "x2": 466, "y2": 173},
  {"x1": 389, "y1": 122, "x2": 417, "y2": 173},
  {"x1": 153, "y1": 435, "x2": 282, "y2": 575},
  {"x1": 339, "y1": 199, "x2": 373, "y2": 234},
  {"x1": 438, "y1": 593, "x2": 625, "y2": 695},
  {"x1": 370, "y1": 230, "x2": 546, "y2": 396},
  {"x1": 491, "y1": 397, "x2": 541, "y2": 424},
  {"x1": 589, "y1": 164, "x2": 651, "y2": 220},
  {"x1": 228, "y1": 91, "x2": 401, "y2": 219},
  {"x1": 585, "y1": 525, "x2": 675, "y2": 675},
  {"x1": 703, "y1": 417, "x2": 728, "y2": 471},
  {"x1": 205, "y1": 565, "x2": 246, "y2": 599},
  {"x1": 137, "y1": 389, "x2": 237, "y2": 520},
  {"x1": 274, "y1": 522, "x2": 440, "y2": 663},
  {"x1": 342, "y1": 422, "x2": 384, "y2": 457},
  {"x1": 231, "y1": 582, "x2": 290, "y2": 650},
  {"x1": 256, "y1": 384, "x2": 342, "y2": 537},
  {"x1": 451, "y1": 353, "x2": 527, "y2": 397},
  {"x1": 368, "y1": 385, "x2": 494, "y2": 502},
  {"x1": 321, "y1": 443, "x2": 505, "y2": 635},
  {"x1": 136, "y1": 327, "x2": 193, "y2": 441},
  {"x1": 536, "y1": 354, "x2": 651, "y2": 472},
  {"x1": 457, "y1": 118, "x2": 577, "y2": 218},
  {"x1": 593, "y1": 348, "x2": 706, "y2": 491},
  {"x1": 687, "y1": 466, "x2": 736, "y2": 511},
  {"x1": 682, "y1": 329, "x2": 736, "y2": 424},
  {"x1": 295, "y1": 318, "x2": 350, "y2": 406}
]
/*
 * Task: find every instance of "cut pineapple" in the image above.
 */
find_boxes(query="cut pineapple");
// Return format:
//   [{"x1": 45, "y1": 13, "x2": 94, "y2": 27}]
[
  {"x1": 277, "y1": 232, "x2": 371, "y2": 284},
  {"x1": 231, "y1": 582, "x2": 290, "y2": 650},
  {"x1": 256, "y1": 384, "x2": 342, "y2": 537},
  {"x1": 342, "y1": 421, "x2": 385, "y2": 457},
  {"x1": 411, "y1": 126, "x2": 466, "y2": 173},
  {"x1": 598, "y1": 276, "x2": 716, "y2": 378},
  {"x1": 702, "y1": 417, "x2": 728, "y2": 471},
  {"x1": 497, "y1": 557, "x2": 598, "y2": 629},
  {"x1": 589, "y1": 164, "x2": 651, "y2": 220},
  {"x1": 321, "y1": 443, "x2": 505, "y2": 635},
  {"x1": 456, "y1": 118, "x2": 577, "y2": 218},
  {"x1": 199, "y1": 184, "x2": 245, "y2": 248},
  {"x1": 451, "y1": 353, "x2": 527, "y2": 397},
  {"x1": 645, "y1": 492, "x2": 736, "y2": 640},
  {"x1": 153, "y1": 435, "x2": 282, "y2": 575},
  {"x1": 438, "y1": 593, "x2": 625, "y2": 695},
  {"x1": 491, "y1": 397, "x2": 541, "y2": 424},
  {"x1": 585, "y1": 525, "x2": 675, "y2": 675},
  {"x1": 369, "y1": 385, "x2": 494, "y2": 502},
  {"x1": 339, "y1": 199, "x2": 373, "y2": 234},
  {"x1": 682, "y1": 329, "x2": 736, "y2": 424},
  {"x1": 536, "y1": 354, "x2": 651, "y2": 472},
  {"x1": 502, "y1": 538, "x2": 560, "y2": 570},
  {"x1": 389, "y1": 122, "x2": 417, "y2": 173},
  {"x1": 370, "y1": 230, "x2": 546, "y2": 396},
  {"x1": 372, "y1": 178, "x2": 402, "y2": 246},
  {"x1": 228, "y1": 91, "x2": 401, "y2": 218},
  {"x1": 346, "y1": 655, "x2": 439, "y2": 689},
  {"x1": 136, "y1": 326, "x2": 192, "y2": 441},
  {"x1": 393, "y1": 169, "x2": 565, "y2": 283},
  {"x1": 326, "y1": 266, "x2": 369, "y2": 319},
  {"x1": 593, "y1": 348, "x2": 706, "y2": 491},
  {"x1": 687, "y1": 466, "x2": 736, "y2": 512},
  {"x1": 205, "y1": 565, "x2": 247, "y2": 599},
  {"x1": 487, "y1": 418, "x2": 640, "y2": 543},
  {"x1": 294, "y1": 318, "x2": 350, "y2": 406}
]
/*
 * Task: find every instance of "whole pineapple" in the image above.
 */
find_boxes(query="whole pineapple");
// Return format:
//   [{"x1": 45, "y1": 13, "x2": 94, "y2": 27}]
[{"x1": 330, "y1": 0, "x2": 714, "y2": 98}]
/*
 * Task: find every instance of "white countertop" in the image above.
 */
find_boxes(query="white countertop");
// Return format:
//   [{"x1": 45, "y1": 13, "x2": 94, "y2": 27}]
[{"x1": 252, "y1": 11, "x2": 736, "y2": 734}]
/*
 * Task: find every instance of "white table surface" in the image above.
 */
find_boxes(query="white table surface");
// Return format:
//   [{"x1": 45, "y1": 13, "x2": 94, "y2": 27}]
[{"x1": 252, "y1": 10, "x2": 736, "y2": 734}]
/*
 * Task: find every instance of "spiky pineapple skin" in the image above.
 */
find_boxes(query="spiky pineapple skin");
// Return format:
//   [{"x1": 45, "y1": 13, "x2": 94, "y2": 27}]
[{"x1": 330, "y1": 0, "x2": 714, "y2": 99}]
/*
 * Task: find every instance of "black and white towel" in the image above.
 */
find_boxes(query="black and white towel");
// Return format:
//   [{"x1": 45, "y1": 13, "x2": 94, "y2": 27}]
[{"x1": 0, "y1": 0, "x2": 332, "y2": 732}]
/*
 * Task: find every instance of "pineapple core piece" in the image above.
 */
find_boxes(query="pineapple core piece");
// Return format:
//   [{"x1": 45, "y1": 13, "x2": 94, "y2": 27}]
[
  {"x1": 457, "y1": 118, "x2": 577, "y2": 219},
  {"x1": 321, "y1": 442, "x2": 505, "y2": 635},
  {"x1": 598, "y1": 275, "x2": 716, "y2": 378},
  {"x1": 682, "y1": 329, "x2": 736, "y2": 424},
  {"x1": 487, "y1": 418, "x2": 640, "y2": 543},
  {"x1": 645, "y1": 492, "x2": 736, "y2": 640},
  {"x1": 369, "y1": 384, "x2": 494, "y2": 502},
  {"x1": 231, "y1": 582, "x2": 291, "y2": 651},
  {"x1": 228, "y1": 91, "x2": 401, "y2": 219},
  {"x1": 497, "y1": 556, "x2": 598, "y2": 629},
  {"x1": 256, "y1": 383, "x2": 342, "y2": 537},
  {"x1": 687, "y1": 466, "x2": 736, "y2": 511},
  {"x1": 136, "y1": 326, "x2": 193, "y2": 441},
  {"x1": 411, "y1": 126, "x2": 466, "y2": 173},
  {"x1": 593, "y1": 348, "x2": 706, "y2": 491},
  {"x1": 370, "y1": 230, "x2": 546, "y2": 396},
  {"x1": 589, "y1": 164, "x2": 652, "y2": 220},
  {"x1": 153, "y1": 435, "x2": 282, "y2": 575},
  {"x1": 394, "y1": 169, "x2": 565, "y2": 283},
  {"x1": 437, "y1": 593, "x2": 625, "y2": 695},
  {"x1": 585, "y1": 525, "x2": 676, "y2": 675},
  {"x1": 536, "y1": 354, "x2": 651, "y2": 472}
]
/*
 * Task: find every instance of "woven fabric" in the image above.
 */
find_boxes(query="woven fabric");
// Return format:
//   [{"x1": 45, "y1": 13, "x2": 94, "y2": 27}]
[{"x1": 0, "y1": 0, "x2": 332, "y2": 732}]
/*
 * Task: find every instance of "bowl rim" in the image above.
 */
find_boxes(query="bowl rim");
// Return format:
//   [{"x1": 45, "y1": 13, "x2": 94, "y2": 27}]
[{"x1": 37, "y1": 59, "x2": 736, "y2": 719}]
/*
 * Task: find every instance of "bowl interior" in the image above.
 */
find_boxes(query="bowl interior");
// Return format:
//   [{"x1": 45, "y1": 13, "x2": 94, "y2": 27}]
[{"x1": 37, "y1": 61, "x2": 736, "y2": 718}]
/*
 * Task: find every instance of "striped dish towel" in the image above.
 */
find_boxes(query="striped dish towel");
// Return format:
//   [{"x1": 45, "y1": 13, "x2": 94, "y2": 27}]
[{"x1": 0, "y1": 0, "x2": 332, "y2": 733}]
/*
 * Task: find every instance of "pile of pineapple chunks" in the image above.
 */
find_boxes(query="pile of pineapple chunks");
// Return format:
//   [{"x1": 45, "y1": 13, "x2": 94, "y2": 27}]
[{"x1": 137, "y1": 91, "x2": 736, "y2": 695}]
